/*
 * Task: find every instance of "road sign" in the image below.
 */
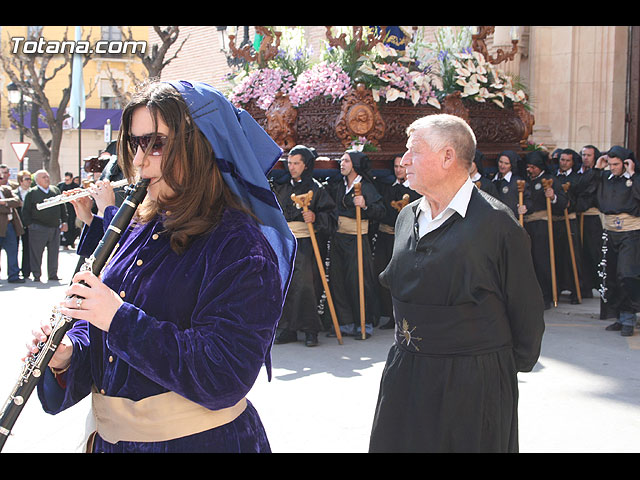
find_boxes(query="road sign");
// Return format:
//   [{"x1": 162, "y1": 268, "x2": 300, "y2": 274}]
[{"x1": 10, "y1": 142, "x2": 30, "y2": 162}]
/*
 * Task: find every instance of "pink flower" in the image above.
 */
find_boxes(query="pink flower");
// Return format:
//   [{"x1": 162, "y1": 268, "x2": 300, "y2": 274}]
[
  {"x1": 229, "y1": 68, "x2": 295, "y2": 110},
  {"x1": 288, "y1": 62, "x2": 353, "y2": 106}
]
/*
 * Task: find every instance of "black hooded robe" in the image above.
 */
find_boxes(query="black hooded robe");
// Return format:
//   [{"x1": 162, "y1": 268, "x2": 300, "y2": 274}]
[
  {"x1": 373, "y1": 176, "x2": 421, "y2": 321},
  {"x1": 553, "y1": 150, "x2": 585, "y2": 302},
  {"x1": 580, "y1": 149, "x2": 640, "y2": 316},
  {"x1": 492, "y1": 150, "x2": 527, "y2": 218},
  {"x1": 328, "y1": 151, "x2": 386, "y2": 335},
  {"x1": 369, "y1": 188, "x2": 545, "y2": 452},
  {"x1": 574, "y1": 161, "x2": 603, "y2": 299},
  {"x1": 273, "y1": 147, "x2": 337, "y2": 336},
  {"x1": 522, "y1": 152, "x2": 569, "y2": 306}
]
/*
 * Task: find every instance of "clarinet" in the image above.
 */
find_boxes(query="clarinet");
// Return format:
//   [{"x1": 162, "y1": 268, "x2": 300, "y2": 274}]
[{"x1": 0, "y1": 178, "x2": 149, "y2": 452}]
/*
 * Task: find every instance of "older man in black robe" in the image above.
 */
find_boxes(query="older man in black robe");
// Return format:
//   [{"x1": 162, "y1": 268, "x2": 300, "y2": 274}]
[{"x1": 369, "y1": 114, "x2": 545, "y2": 453}]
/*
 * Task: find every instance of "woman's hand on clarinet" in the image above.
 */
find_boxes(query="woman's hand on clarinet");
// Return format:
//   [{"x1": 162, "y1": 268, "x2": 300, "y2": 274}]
[
  {"x1": 59, "y1": 270, "x2": 123, "y2": 333},
  {"x1": 25, "y1": 327, "x2": 73, "y2": 371}
]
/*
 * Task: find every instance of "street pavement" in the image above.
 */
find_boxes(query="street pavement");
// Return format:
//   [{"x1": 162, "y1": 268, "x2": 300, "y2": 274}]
[{"x1": 1, "y1": 247, "x2": 639, "y2": 453}]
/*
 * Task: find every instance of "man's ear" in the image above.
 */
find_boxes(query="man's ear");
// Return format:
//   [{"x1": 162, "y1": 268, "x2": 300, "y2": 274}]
[{"x1": 441, "y1": 146, "x2": 456, "y2": 169}]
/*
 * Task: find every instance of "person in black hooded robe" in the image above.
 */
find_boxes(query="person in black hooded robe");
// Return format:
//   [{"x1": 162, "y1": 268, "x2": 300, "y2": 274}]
[
  {"x1": 553, "y1": 148, "x2": 585, "y2": 304},
  {"x1": 492, "y1": 150, "x2": 527, "y2": 217},
  {"x1": 518, "y1": 150, "x2": 568, "y2": 309},
  {"x1": 579, "y1": 146, "x2": 640, "y2": 336},
  {"x1": 327, "y1": 149, "x2": 385, "y2": 338},
  {"x1": 272, "y1": 145, "x2": 337, "y2": 346},
  {"x1": 373, "y1": 155, "x2": 421, "y2": 329},
  {"x1": 575, "y1": 145, "x2": 602, "y2": 299},
  {"x1": 469, "y1": 150, "x2": 498, "y2": 197},
  {"x1": 368, "y1": 114, "x2": 544, "y2": 453}
]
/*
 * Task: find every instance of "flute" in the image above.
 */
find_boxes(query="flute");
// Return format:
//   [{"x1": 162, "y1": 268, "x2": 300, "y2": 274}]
[{"x1": 36, "y1": 179, "x2": 130, "y2": 210}]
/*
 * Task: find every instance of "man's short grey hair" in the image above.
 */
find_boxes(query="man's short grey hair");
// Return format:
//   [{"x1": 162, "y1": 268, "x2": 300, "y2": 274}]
[{"x1": 406, "y1": 114, "x2": 477, "y2": 169}]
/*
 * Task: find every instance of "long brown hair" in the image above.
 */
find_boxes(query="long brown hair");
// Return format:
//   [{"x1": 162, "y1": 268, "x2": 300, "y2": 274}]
[{"x1": 117, "y1": 80, "x2": 252, "y2": 254}]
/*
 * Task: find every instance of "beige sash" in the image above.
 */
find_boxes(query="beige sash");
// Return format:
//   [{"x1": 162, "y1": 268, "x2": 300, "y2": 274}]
[
  {"x1": 552, "y1": 212, "x2": 577, "y2": 222},
  {"x1": 378, "y1": 223, "x2": 395, "y2": 235},
  {"x1": 91, "y1": 387, "x2": 247, "y2": 444},
  {"x1": 287, "y1": 221, "x2": 311, "y2": 239},
  {"x1": 337, "y1": 215, "x2": 368, "y2": 234},
  {"x1": 602, "y1": 213, "x2": 640, "y2": 232},
  {"x1": 582, "y1": 207, "x2": 601, "y2": 216},
  {"x1": 523, "y1": 210, "x2": 548, "y2": 223}
]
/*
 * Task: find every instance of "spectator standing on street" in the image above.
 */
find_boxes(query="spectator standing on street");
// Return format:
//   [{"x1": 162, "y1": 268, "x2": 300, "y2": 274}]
[
  {"x1": 21, "y1": 169, "x2": 68, "y2": 282},
  {"x1": 14, "y1": 170, "x2": 32, "y2": 281},
  {"x1": 58, "y1": 171, "x2": 80, "y2": 249},
  {"x1": 0, "y1": 169, "x2": 25, "y2": 283}
]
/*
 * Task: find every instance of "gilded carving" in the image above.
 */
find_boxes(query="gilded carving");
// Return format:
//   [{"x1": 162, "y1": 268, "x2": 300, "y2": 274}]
[
  {"x1": 441, "y1": 91, "x2": 470, "y2": 122},
  {"x1": 265, "y1": 93, "x2": 298, "y2": 151},
  {"x1": 335, "y1": 84, "x2": 385, "y2": 150}
]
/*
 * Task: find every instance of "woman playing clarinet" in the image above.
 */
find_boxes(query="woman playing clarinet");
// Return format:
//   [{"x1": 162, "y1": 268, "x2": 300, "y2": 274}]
[{"x1": 28, "y1": 80, "x2": 295, "y2": 452}]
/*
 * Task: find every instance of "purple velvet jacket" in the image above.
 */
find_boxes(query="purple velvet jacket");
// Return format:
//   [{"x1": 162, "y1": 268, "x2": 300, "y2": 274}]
[{"x1": 37, "y1": 206, "x2": 283, "y2": 452}]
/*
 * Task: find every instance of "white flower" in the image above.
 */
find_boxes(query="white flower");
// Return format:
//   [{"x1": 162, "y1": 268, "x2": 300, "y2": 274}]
[
  {"x1": 385, "y1": 88, "x2": 405, "y2": 102},
  {"x1": 462, "y1": 83, "x2": 480, "y2": 97},
  {"x1": 358, "y1": 63, "x2": 378, "y2": 76},
  {"x1": 374, "y1": 42, "x2": 398, "y2": 59},
  {"x1": 431, "y1": 75, "x2": 444, "y2": 91},
  {"x1": 410, "y1": 89, "x2": 421, "y2": 105},
  {"x1": 427, "y1": 96, "x2": 441, "y2": 109},
  {"x1": 455, "y1": 66, "x2": 470, "y2": 77},
  {"x1": 465, "y1": 59, "x2": 476, "y2": 73}
]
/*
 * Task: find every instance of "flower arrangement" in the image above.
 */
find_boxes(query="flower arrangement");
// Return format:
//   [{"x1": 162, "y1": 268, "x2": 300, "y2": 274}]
[
  {"x1": 349, "y1": 135, "x2": 378, "y2": 152},
  {"x1": 450, "y1": 50, "x2": 528, "y2": 108},
  {"x1": 288, "y1": 61, "x2": 353, "y2": 107},
  {"x1": 228, "y1": 67, "x2": 295, "y2": 110},
  {"x1": 226, "y1": 26, "x2": 529, "y2": 112}
]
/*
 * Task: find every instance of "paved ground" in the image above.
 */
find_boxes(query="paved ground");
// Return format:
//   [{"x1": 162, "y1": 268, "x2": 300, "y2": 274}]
[{"x1": 1, "y1": 247, "x2": 639, "y2": 453}]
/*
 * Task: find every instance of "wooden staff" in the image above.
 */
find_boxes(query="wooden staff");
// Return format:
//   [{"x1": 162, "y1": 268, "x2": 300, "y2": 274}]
[
  {"x1": 541, "y1": 178, "x2": 558, "y2": 307},
  {"x1": 580, "y1": 212, "x2": 585, "y2": 246},
  {"x1": 354, "y1": 182, "x2": 366, "y2": 340},
  {"x1": 517, "y1": 179, "x2": 526, "y2": 226},
  {"x1": 390, "y1": 193, "x2": 410, "y2": 212},
  {"x1": 290, "y1": 191, "x2": 343, "y2": 345},
  {"x1": 562, "y1": 183, "x2": 582, "y2": 303}
]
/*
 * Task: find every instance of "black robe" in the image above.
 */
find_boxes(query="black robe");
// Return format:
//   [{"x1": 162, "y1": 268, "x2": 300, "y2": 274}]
[
  {"x1": 492, "y1": 172, "x2": 527, "y2": 218},
  {"x1": 553, "y1": 170, "x2": 584, "y2": 300},
  {"x1": 471, "y1": 173, "x2": 499, "y2": 198},
  {"x1": 273, "y1": 177, "x2": 337, "y2": 334},
  {"x1": 581, "y1": 168, "x2": 640, "y2": 314},
  {"x1": 523, "y1": 172, "x2": 568, "y2": 305},
  {"x1": 574, "y1": 167, "x2": 602, "y2": 298},
  {"x1": 373, "y1": 178, "x2": 421, "y2": 320},
  {"x1": 328, "y1": 178, "x2": 385, "y2": 333},
  {"x1": 369, "y1": 189, "x2": 545, "y2": 452}
]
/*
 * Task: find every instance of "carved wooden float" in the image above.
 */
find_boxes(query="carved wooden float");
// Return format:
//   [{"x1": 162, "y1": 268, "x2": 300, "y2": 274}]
[{"x1": 243, "y1": 85, "x2": 534, "y2": 175}]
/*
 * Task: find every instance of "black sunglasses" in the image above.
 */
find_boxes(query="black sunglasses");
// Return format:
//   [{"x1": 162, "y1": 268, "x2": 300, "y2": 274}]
[{"x1": 129, "y1": 134, "x2": 168, "y2": 156}]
